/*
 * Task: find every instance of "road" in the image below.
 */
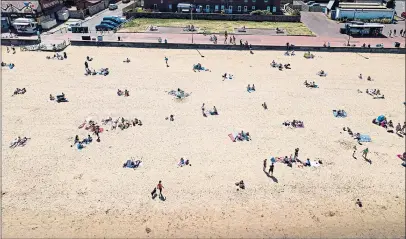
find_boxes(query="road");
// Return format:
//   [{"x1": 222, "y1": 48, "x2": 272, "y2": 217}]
[
  {"x1": 300, "y1": 12, "x2": 343, "y2": 38},
  {"x1": 80, "y1": 1, "x2": 133, "y2": 30}
]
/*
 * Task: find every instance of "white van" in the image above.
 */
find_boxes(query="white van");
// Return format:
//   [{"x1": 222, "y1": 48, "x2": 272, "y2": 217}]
[{"x1": 12, "y1": 18, "x2": 38, "y2": 34}]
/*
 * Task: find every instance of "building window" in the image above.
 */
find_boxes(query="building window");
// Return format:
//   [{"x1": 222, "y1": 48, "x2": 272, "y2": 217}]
[
  {"x1": 238, "y1": 6, "x2": 241, "y2": 11},
  {"x1": 266, "y1": 6, "x2": 270, "y2": 11},
  {"x1": 244, "y1": 6, "x2": 247, "y2": 12},
  {"x1": 252, "y1": 5, "x2": 255, "y2": 10},
  {"x1": 206, "y1": 5, "x2": 210, "y2": 12},
  {"x1": 153, "y1": 4, "x2": 157, "y2": 9},
  {"x1": 228, "y1": 5, "x2": 232, "y2": 13},
  {"x1": 221, "y1": 5, "x2": 225, "y2": 10},
  {"x1": 168, "y1": 4, "x2": 172, "y2": 9},
  {"x1": 215, "y1": 5, "x2": 219, "y2": 11},
  {"x1": 272, "y1": 6, "x2": 276, "y2": 12},
  {"x1": 252, "y1": 0, "x2": 256, "y2": 2}
]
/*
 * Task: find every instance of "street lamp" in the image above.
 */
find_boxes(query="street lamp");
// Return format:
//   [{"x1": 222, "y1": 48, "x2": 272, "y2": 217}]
[{"x1": 190, "y1": 5, "x2": 194, "y2": 43}]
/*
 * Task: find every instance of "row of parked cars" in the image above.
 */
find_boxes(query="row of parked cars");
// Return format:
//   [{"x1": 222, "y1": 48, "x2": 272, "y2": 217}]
[{"x1": 95, "y1": 16, "x2": 126, "y2": 31}]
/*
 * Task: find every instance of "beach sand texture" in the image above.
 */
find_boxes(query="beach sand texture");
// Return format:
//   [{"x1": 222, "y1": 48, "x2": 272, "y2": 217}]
[{"x1": 2, "y1": 47, "x2": 405, "y2": 238}]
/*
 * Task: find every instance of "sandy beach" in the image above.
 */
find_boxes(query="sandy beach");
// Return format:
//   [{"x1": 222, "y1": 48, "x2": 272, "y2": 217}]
[{"x1": 2, "y1": 47, "x2": 405, "y2": 238}]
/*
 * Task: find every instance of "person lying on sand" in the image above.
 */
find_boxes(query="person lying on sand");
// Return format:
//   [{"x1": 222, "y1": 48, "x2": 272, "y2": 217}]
[
  {"x1": 278, "y1": 64, "x2": 283, "y2": 71},
  {"x1": 262, "y1": 102, "x2": 268, "y2": 110},
  {"x1": 117, "y1": 89, "x2": 123, "y2": 96},
  {"x1": 9, "y1": 137, "x2": 21, "y2": 148},
  {"x1": 271, "y1": 60, "x2": 277, "y2": 68},
  {"x1": 373, "y1": 95, "x2": 384, "y2": 99},
  {"x1": 18, "y1": 137, "x2": 30, "y2": 146},
  {"x1": 235, "y1": 180, "x2": 245, "y2": 189},
  {"x1": 123, "y1": 58, "x2": 130, "y2": 63},
  {"x1": 284, "y1": 64, "x2": 291, "y2": 69},
  {"x1": 396, "y1": 123, "x2": 402, "y2": 134},
  {"x1": 283, "y1": 121, "x2": 291, "y2": 126}
]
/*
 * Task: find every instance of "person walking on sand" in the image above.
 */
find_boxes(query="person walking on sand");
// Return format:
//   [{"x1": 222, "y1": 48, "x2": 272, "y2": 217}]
[
  {"x1": 268, "y1": 163, "x2": 274, "y2": 176},
  {"x1": 362, "y1": 148, "x2": 369, "y2": 158},
  {"x1": 165, "y1": 56, "x2": 168, "y2": 66},
  {"x1": 157, "y1": 180, "x2": 164, "y2": 197}
]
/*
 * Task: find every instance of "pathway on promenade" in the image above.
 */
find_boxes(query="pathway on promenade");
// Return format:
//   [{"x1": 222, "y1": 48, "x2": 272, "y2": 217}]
[{"x1": 41, "y1": 31, "x2": 405, "y2": 48}]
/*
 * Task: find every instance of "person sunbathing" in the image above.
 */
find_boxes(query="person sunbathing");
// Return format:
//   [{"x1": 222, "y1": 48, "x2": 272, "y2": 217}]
[
  {"x1": 10, "y1": 137, "x2": 21, "y2": 148},
  {"x1": 284, "y1": 64, "x2": 291, "y2": 69},
  {"x1": 367, "y1": 76, "x2": 371, "y2": 81},
  {"x1": 304, "y1": 158, "x2": 311, "y2": 167},
  {"x1": 212, "y1": 106, "x2": 218, "y2": 115},
  {"x1": 124, "y1": 89, "x2": 129, "y2": 97},
  {"x1": 359, "y1": 74, "x2": 363, "y2": 79},
  {"x1": 262, "y1": 102, "x2": 268, "y2": 110},
  {"x1": 271, "y1": 61, "x2": 277, "y2": 67},
  {"x1": 283, "y1": 121, "x2": 291, "y2": 126},
  {"x1": 251, "y1": 84, "x2": 255, "y2": 91},
  {"x1": 19, "y1": 137, "x2": 29, "y2": 146},
  {"x1": 123, "y1": 58, "x2": 130, "y2": 63},
  {"x1": 396, "y1": 123, "x2": 402, "y2": 133},
  {"x1": 222, "y1": 73, "x2": 227, "y2": 79},
  {"x1": 304, "y1": 80, "x2": 309, "y2": 86},
  {"x1": 388, "y1": 120, "x2": 394, "y2": 128},
  {"x1": 117, "y1": 89, "x2": 123, "y2": 96},
  {"x1": 278, "y1": 64, "x2": 283, "y2": 71}
]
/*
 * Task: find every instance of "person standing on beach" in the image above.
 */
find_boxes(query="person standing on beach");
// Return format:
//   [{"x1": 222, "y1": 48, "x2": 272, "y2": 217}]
[
  {"x1": 362, "y1": 148, "x2": 369, "y2": 158},
  {"x1": 394, "y1": 29, "x2": 396, "y2": 36},
  {"x1": 85, "y1": 61, "x2": 88, "y2": 69},
  {"x1": 268, "y1": 163, "x2": 274, "y2": 176},
  {"x1": 294, "y1": 148, "x2": 299, "y2": 160},
  {"x1": 263, "y1": 159, "x2": 267, "y2": 170},
  {"x1": 165, "y1": 57, "x2": 168, "y2": 67},
  {"x1": 352, "y1": 145, "x2": 357, "y2": 158},
  {"x1": 157, "y1": 181, "x2": 164, "y2": 196}
]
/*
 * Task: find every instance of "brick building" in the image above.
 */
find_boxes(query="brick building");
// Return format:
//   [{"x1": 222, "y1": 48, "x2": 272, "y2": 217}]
[{"x1": 144, "y1": 0, "x2": 281, "y2": 14}]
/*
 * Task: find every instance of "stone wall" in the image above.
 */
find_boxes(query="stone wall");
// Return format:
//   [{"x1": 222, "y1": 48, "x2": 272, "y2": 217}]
[
  {"x1": 69, "y1": 10, "x2": 86, "y2": 19},
  {"x1": 89, "y1": 1, "x2": 107, "y2": 16},
  {"x1": 69, "y1": 40, "x2": 405, "y2": 54},
  {"x1": 1, "y1": 38, "x2": 40, "y2": 46},
  {"x1": 124, "y1": 12, "x2": 301, "y2": 22}
]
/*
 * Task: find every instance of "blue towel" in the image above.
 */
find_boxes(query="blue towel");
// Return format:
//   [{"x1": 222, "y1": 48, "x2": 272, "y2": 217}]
[{"x1": 359, "y1": 135, "x2": 371, "y2": 142}]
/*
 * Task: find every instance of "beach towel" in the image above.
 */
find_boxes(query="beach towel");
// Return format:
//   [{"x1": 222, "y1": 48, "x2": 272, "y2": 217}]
[
  {"x1": 228, "y1": 133, "x2": 236, "y2": 142},
  {"x1": 333, "y1": 110, "x2": 347, "y2": 118},
  {"x1": 78, "y1": 122, "x2": 86, "y2": 129},
  {"x1": 397, "y1": 154, "x2": 404, "y2": 160},
  {"x1": 359, "y1": 134, "x2": 371, "y2": 142},
  {"x1": 270, "y1": 157, "x2": 284, "y2": 163},
  {"x1": 310, "y1": 161, "x2": 320, "y2": 167}
]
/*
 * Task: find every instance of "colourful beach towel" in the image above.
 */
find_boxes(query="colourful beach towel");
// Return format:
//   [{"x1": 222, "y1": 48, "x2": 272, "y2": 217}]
[
  {"x1": 310, "y1": 161, "x2": 320, "y2": 167},
  {"x1": 359, "y1": 134, "x2": 371, "y2": 142},
  {"x1": 228, "y1": 133, "x2": 236, "y2": 142},
  {"x1": 397, "y1": 154, "x2": 404, "y2": 160},
  {"x1": 270, "y1": 157, "x2": 284, "y2": 163}
]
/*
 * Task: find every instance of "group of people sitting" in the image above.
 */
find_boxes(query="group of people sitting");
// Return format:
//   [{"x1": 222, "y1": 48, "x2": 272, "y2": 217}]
[
  {"x1": 270, "y1": 61, "x2": 291, "y2": 70},
  {"x1": 184, "y1": 25, "x2": 196, "y2": 32},
  {"x1": 50, "y1": 93, "x2": 68, "y2": 103},
  {"x1": 9, "y1": 136, "x2": 30, "y2": 148},
  {"x1": 85, "y1": 68, "x2": 109, "y2": 76},
  {"x1": 235, "y1": 180, "x2": 245, "y2": 190},
  {"x1": 222, "y1": 73, "x2": 233, "y2": 80},
  {"x1": 373, "y1": 115, "x2": 405, "y2": 135},
  {"x1": 178, "y1": 157, "x2": 191, "y2": 167},
  {"x1": 247, "y1": 84, "x2": 256, "y2": 93},
  {"x1": 117, "y1": 89, "x2": 130, "y2": 97},
  {"x1": 317, "y1": 70, "x2": 327, "y2": 77},
  {"x1": 284, "y1": 50, "x2": 295, "y2": 56},
  {"x1": 283, "y1": 120, "x2": 304, "y2": 128},
  {"x1": 12, "y1": 88, "x2": 26, "y2": 96},
  {"x1": 117, "y1": 117, "x2": 142, "y2": 130},
  {"x1": 366, "y1": 89, "x2": 384, "y2": 99},
  {"x1": 304, "y1": 80, "x2": 318, "y2": 88},
  {"x1": 333, "y1": 109, "x2": 347, "y2": 117},
  {"x1": 193, "y1": 63, "x2": 209, "y2": 72},
  {"x1": 123, "y1": 159, "x2": 142, "y2": 168},
  {"x1": 46, "y1": 52, "x2": 67, "y2": 60},
  {"x1": 166, "y1": 115, "x2": 175, "y2": 121},
  {"x1": 74, "y1": 134, "x2": 93, "y2": 149},
  {"x1": 201, "y1": 103, "x2": 218, "y2": 117},
  {"x1": 358, "y1": 74, "x2": 372, "y2": 81},
  {"x1": 235, "y1": 131, "x2": 251, "y2": 141},
  {"x1": 1, "y1": 62, "x2": 15, "y2": 69},
  {"x1": 168, "y1": 88, "x2": 190, "y2": 99},
  {"x1": 304, "y1": 51, "x2": 315, "y2": 59}
]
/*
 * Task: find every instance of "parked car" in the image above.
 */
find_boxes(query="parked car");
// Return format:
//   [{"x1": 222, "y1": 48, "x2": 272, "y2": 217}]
[
  {"x1": 101, "y1": 20, "x2": 118, "y2": 27},
  {"x1": 95, "y1": 23, "x2": 115, "y2": 31},
  {"x1": 309, "y1": 3, "x2": 320, "y2": 6},
  {"x1": 122, "y1": 0, "x2": 130, "y2": 3},
  {"x1": 109, "y1": 4, "x2": 118, "y2": 10},
  {"x1": 306, "y1": 1, "x2": 315, "y2": 5},
  {"x1": 67, "y1": 22, "x2": 81, "y2": 31}
]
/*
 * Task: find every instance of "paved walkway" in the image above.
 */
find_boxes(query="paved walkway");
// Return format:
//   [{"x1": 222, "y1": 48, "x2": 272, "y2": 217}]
[
  {"x1": 300, "y1": 12, "x2": 343, "y2": 38},
  {"x1": 40, "y1": 31, "x2": 405, "y2": 48}
]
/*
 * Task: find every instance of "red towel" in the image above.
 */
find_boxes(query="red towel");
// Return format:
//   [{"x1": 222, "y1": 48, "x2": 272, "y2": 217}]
[{"x1": 228, "y1": 133, "x2": 235, "y2": 142}]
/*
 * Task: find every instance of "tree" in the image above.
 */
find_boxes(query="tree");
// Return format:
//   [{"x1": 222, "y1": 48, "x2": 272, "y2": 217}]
[{"x1": 386, "y1": 0, "x2": 395, "y2": 9}]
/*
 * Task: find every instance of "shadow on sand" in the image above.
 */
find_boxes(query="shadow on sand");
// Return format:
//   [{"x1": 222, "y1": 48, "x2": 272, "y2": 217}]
[{"x1": 263, "y1": 168, "x2": 278, "y2": 183}]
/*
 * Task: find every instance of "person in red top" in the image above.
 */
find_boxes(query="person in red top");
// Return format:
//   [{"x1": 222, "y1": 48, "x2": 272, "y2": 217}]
[{"x1": 157, "y1": 181, "x2": 164, "y2": 196}]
